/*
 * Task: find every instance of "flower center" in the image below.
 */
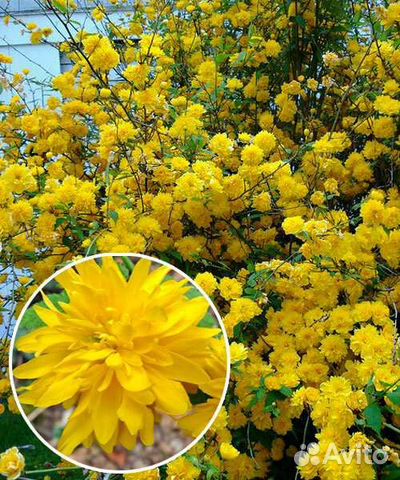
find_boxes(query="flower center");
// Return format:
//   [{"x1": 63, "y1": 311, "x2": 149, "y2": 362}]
[{"x1": 94, "y1": 332, "x2": 118, "y2": 348}]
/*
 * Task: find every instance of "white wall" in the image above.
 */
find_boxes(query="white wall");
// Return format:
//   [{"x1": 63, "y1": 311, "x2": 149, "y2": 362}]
[
  {"x1": 0, "y1": 42, "x2": 61, "y2": 106},
  {"x1": 0, "y1": 5, "x2": 127, "y2": 107}
]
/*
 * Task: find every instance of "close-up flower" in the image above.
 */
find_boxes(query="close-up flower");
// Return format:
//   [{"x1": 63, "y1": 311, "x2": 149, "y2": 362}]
[
  {"x1": 12, "y1": 256, "x2": 228, "y2": 469},
  {"x1": 0, "y1": 0, "x2": 400, "y2": 478}
]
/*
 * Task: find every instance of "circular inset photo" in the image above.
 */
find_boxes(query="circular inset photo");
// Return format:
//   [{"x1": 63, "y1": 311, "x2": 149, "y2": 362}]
[{"x1": 10, "y1": 254, "x2": 229, "y2": 473}]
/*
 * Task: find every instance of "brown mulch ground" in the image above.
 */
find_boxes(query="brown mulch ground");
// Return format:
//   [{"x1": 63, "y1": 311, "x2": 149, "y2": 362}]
[{"x1": 30, "y1": 406, "x2": 193, "y2": 469}]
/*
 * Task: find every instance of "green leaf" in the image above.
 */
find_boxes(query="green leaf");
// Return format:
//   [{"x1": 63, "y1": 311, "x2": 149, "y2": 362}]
[
  {"x1": 247, "y1": 261, "x2": 256, "y2": 273},
  {"x1": 47, "y1": 291, "x2": 69, "y2": 310},
  {"x1": 109, "y1": 210, "x2": 119, "y2": 222},
  {"x1": 255, "y1": 388, "x2": 265, "y2": 404},
  {"x1": 365, "y1": 377, "x2": 377, "y2": 402},
  {"x1": 387, "y1": 388, "x2": 400, "y2": 406},
  {"x1": 200, "y1": 313, "x2": 217, "y2": 328},
  {"x1": 89, "y1": 221, "x2": 100, "y2": 234},
  {"x1": 121, "y1": 256, "x2": 134, "y2": 273},
  {"x1": 186, "y1": 287, "x2": 201, "y2": 299},
  {"x1": 185, "y1": 455, "x2": 202, "y2": 469},
  {"x1": 55, "y1": 217, "x2": 68, "y2": 228},
  {"x1": 248, "y1": 24, "x2": 256, "y2": 37},
  {"x1": 235, "y1": 51, "x2": 247, "y2": 65},
  {"x1": 19, "y1": 292, "x2": 69, "y2": 333},
  {"x1": 117, "y1": 263, "x2": 130, "y2": 280},
  {"x1": 279, "y1": 386, "x2": 293, "y2": 397},
  {"x1": 206, "y1": 465, "x2": 220, "y2": 480},
  {"x1": 364, "y1": 403, "x2": 382, "y2": 434},
  {"x1": 264, "y1": 403, "x2": 280, "y2": 416},
  {"x1": 249, "y1": 36, "x2": 262, "y2": 47},
  {"x1": 215, "y1": 53, "x2": 229, "y2": 65},
  {"x1": 53, "y1": 0, "x2": 68, "y2": 13},
  {"x1": 355, "y1": 418, "x2": 366, "y2": 427},
  {"x1": 382, "y1": 463, "x2": 400, "y2": 480},
  {"x1": 85, "y1": 241, "x2": 97, "y2": 256},
  {"x1": 19, "y1": 306, "x2": 45, "y2": 333},
  {"x1": 189, "y1": 390, "x2": 210, "y2": 406},
  {"x1": 72, "y1": 226, "x2": 85, "y2": 240},
  {"x1": 294, "y1": 15, "x2": 307, "y2": 28}
]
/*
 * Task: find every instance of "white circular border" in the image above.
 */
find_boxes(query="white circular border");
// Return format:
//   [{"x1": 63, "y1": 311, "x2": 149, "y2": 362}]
[{"x1": 9, "y1": 253, "x2": 231, "y2": 475}]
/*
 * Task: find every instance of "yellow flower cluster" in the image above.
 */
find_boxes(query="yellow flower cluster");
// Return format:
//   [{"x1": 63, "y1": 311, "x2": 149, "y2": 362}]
[{"x1": 0, "y1": 0, "x2": 399, "y2": 478}]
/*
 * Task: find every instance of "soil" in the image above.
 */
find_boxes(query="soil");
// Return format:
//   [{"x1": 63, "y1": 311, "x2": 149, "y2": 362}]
[{"x1": 31, "y1": 405, "x2": 193, "y2": 470}]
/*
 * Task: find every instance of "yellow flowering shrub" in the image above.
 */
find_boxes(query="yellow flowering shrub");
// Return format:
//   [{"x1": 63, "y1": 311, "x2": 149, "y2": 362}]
[{"x1": 0, "y1": 0, "x2": 399, "y2": 479}]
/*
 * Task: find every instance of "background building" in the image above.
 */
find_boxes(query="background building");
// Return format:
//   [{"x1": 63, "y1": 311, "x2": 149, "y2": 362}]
[{"x1": 0, "y1": 1, "x2": 119, "y2": 106}]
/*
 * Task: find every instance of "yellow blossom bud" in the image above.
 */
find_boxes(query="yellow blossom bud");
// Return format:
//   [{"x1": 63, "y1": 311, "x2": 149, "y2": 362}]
[{"x1": 220, "y1": 442, "x2": 240, "y2": 460}]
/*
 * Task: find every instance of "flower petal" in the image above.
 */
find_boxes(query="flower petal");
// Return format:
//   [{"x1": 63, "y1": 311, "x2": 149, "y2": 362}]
[
  {"x1": 157, "y1": 352, "x2": 210, "y2": 384},
  {"x1": 92, "y1": 380, "x2": 121, "y2": 445},
  {"x1": 13, "y1": 352, "x2": 65, "y2": 379},
  {"x1": 117, "y1": 393, "x2": 144, "y2": 435},
  {"x1": 58, "y1": 411, "x2": 93, "y2": 456},
  {"x1": 150, "y1": 375, "x2": 191, "y2": 415},
  {"x1": 115, "y1": 365, "x2": 151, "y2": 392}
]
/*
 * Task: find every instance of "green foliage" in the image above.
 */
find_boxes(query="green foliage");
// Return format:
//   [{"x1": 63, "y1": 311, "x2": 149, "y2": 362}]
[
  {"x1": 186, "y1": 455, "x2": 222, "y2": 480},
  {"x1": 0, "y1": 411, "x2": 82, "y2": 479},
  {"x1": 364, "y1": 403, "x2": 383, "y2": 435},
  {"x1": 249, "y1": 376, "x2": 293, "y2": 416},
  {"x1": 386, "y1": 387, "x2": 400, "y2": 407},
  {"x1": 19, "y1": 292, "x2": 69, "y2": 336}
]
